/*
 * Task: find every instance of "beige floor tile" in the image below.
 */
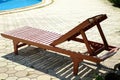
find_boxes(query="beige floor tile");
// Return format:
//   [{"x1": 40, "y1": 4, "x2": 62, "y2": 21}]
[{"x1": 0, "y1": 73, "x2": 8, "y2": 79}]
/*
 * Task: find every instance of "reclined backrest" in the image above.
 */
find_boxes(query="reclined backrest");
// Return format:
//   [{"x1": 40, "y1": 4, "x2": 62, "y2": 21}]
[{"x1": 50, "y1": 14, "x2": 107, "y2": 46}]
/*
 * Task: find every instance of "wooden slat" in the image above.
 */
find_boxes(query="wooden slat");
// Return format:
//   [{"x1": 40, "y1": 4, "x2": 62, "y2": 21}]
[
  {"x1": 50, "y1": 14, "x2": 107, "y2": 46},
  {"x1": 2, "y1": 26, "x2": 62, "y2": 45},
  {"x1": 50, "y1": 19, "x2": 90, "y2": 46},
  {"x1": 99, "y1": 48, "x2": 119, "y2": 61}
]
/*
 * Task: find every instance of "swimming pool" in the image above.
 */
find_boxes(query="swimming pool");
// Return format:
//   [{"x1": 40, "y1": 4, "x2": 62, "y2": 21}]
[{"x1": 0, "y1": 0, "x2": 42, "y2": 10}]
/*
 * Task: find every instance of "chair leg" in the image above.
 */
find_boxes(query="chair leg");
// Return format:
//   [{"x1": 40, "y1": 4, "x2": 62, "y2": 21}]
[
  {"x1": 72, "y1": 58, "x2": 83, "y2": 75},
  {"x1": 13, "y1": 40, "x2": 19, "y2": 55}
]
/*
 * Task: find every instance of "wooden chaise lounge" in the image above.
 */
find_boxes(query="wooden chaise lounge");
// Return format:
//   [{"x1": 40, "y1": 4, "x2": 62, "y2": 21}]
[{"x1": 1, "y1": 14, "x2": 119, "y2": 75}]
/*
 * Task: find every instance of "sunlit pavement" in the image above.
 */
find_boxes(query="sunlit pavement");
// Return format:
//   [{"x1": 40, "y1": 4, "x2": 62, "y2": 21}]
[{"x1": 0, "y1": 0, "x2": 120, "y2": 80}]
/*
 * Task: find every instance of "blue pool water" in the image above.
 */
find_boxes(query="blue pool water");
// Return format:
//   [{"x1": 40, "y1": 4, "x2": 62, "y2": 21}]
[{"x1": 0, "y1": 0, "x2": 42, "y2": 10}]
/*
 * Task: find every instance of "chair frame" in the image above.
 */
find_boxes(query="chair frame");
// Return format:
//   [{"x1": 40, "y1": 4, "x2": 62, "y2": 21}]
[{"x1": 1, "y1": 14, "x2": 119, "y2": 75}]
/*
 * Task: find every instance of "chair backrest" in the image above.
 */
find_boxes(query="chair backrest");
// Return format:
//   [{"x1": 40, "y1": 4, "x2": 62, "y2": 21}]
[{"x1": 50, "y1": 14, "x2": 107, "y2": 46}]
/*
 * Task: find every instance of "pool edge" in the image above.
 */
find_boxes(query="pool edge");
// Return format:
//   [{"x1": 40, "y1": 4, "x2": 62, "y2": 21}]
[{"x1": 0, "y1": 0, "x2": 54, "y2": 15}]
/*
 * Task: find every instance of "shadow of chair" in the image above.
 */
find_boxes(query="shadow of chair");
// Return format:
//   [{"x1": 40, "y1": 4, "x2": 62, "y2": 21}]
[{"x1": 2, "y1": 46, "x2": 115, "y2": 80}]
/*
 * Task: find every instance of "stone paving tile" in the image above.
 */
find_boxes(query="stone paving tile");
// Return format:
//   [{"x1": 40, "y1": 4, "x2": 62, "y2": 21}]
[
  {"x1": 37, "y1": 75, "x2": 52, "y2": 80},
  {"x1": 15, "y1": 70, "x2": 28, "y2": 77},
  {"x1": 17, "y1": 77, "x2": 30, "y2": 80},
  {"x1": 0, "y1": 67, "x2": 8, "y2": 73},
  {"x1": 0, "y1": 0, "x2": 120, "y2": 80},
  {"x1": 15, "y1": 65, "x2": 27, "y2": 71},
  {"x1": 0, "y1": 73, "x2": 9, "y2": 79},
  {"x1": 0, "y1": 61, "x2": 7, "y2": 67},
  {"x1": 6, "y1": 77, "x2": 18, "y2": 80},
  {"x1": 6, "y1": 68, "x2": 17, "y2": 74}
]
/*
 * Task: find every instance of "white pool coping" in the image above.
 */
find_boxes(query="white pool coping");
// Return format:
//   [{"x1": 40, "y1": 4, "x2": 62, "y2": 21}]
[{"x1": 0, "y1": 0, "x2": 53, "y2": 15}]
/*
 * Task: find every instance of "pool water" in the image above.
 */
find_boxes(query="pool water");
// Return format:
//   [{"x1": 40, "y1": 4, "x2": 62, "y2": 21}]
[{"x1": 0, "y1": 0, "x2": 42, "y2": 10}]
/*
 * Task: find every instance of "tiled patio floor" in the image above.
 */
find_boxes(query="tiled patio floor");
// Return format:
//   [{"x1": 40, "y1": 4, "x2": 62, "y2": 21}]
[{"x1": 0, "y1": 0, "x2": 120, "y2": 80}]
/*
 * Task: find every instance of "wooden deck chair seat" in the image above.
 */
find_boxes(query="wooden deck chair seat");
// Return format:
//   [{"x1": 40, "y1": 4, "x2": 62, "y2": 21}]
[{"x1": 1, "y1": 14, "x2": 119, "y2": 75}]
